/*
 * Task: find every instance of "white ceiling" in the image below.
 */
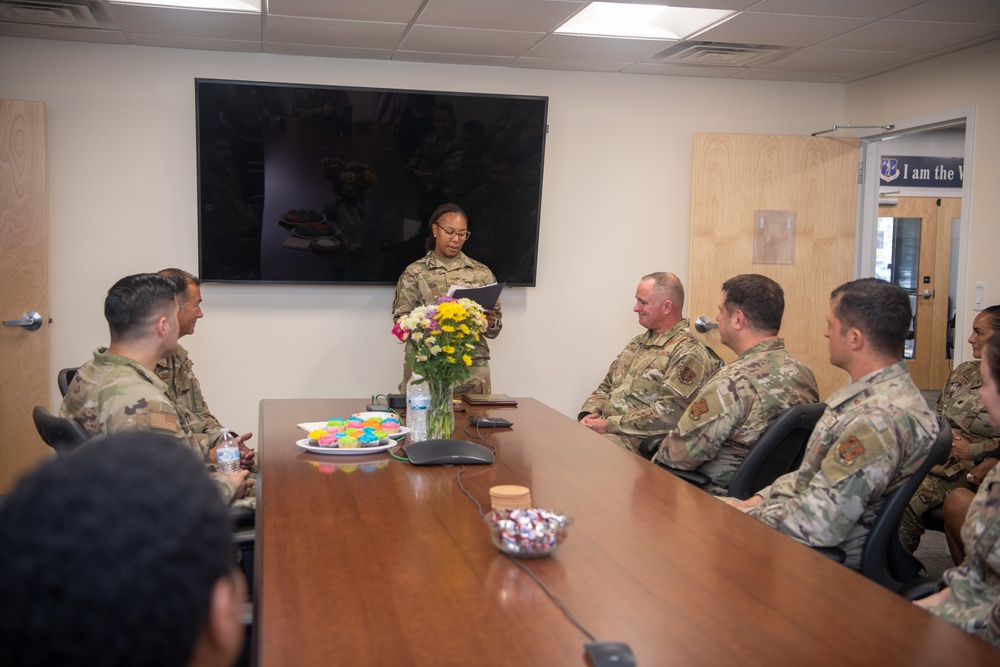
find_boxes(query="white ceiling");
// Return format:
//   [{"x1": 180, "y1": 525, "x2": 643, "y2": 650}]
[{"x1": 2, "y1": 0, "x2": 999, "y2": 83}]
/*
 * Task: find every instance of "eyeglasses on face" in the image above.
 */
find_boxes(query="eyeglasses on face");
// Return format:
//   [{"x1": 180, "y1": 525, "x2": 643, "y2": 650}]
[{"x1": 436, "y1": 225, "x2": 471, "y2": 240}]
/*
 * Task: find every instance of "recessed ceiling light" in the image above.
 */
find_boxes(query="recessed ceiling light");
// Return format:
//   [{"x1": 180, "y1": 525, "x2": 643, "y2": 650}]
[
  {"x1": 556, "y1": 2, "x2": 733, "y2": 40},
  {"x1": 110, "y1": 0, "x2": 260, "y2": 12}
]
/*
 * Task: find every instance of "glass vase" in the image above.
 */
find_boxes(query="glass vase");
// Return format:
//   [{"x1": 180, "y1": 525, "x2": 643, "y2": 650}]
[{"x1": 426, "y1": 378, "x2": 455, "y2": 440}]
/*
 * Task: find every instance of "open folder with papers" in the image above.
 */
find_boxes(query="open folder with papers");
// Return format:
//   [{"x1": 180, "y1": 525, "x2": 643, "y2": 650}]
[{"x1": 446, "y1": 282, "x2": 504, "y2": 310}]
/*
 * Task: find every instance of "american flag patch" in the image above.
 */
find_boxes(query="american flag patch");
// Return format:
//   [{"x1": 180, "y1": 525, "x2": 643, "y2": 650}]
[{"x1": 149, "y1": 411, "x2": 179, "y2": 433}]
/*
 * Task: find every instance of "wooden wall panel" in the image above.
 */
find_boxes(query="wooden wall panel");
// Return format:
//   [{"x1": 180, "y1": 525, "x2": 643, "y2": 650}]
[{"x1": 690, "y1": 133, "x2": 860, "y2": 400}]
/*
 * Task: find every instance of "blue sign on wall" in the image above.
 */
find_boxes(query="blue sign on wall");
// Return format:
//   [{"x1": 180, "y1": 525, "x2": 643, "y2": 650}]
[{"x1": 880, "y1": 156, "x2": 963, "y2": 188}]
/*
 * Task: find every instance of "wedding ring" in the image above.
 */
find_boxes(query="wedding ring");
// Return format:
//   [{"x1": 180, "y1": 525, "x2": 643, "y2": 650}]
[{"x1": 968, "y1": 473, "x2": 974, "y2": 480}]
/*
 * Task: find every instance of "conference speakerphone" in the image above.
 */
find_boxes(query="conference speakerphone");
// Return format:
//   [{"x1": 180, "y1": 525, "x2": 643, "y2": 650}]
[{"x1": 469, "y1": 416, "x2": 513, "y2": 428}]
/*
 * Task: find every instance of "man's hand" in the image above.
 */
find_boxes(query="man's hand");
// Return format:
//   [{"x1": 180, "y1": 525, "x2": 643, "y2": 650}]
[
  {"x1": 968, "y1": 457, "x2": 999, "y2": 487},
  {"x1": 236, "y1": 432, "x2": 255, "y2": 470},
  {"x1": 951, "y1": 431, "x2": 974, "y2": 460},
  {"x1": 229, "y1": 469, "x2": 253, "y2": 500},
  {"x1": 580, "y1": 413, "x2": 608, "y2": 434},
  {"x1": 720, "y1": 495, "x2": 764, "y2": 510}
]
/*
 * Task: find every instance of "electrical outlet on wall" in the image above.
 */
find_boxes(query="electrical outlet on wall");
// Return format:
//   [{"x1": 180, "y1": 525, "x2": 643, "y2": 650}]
[{"x1": 975, "y1": 282, "x2": 988, "y2": 310}]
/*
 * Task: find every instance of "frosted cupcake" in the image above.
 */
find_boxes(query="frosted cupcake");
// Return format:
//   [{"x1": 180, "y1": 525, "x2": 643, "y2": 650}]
[{"x1": 339, "y1": 435, "x2": 359, "y2": 448}]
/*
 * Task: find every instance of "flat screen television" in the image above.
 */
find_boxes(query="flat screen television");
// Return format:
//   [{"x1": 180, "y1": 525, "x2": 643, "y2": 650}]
[{"x1": 195, "y1": 78, "x2": 547, "y2": 286}]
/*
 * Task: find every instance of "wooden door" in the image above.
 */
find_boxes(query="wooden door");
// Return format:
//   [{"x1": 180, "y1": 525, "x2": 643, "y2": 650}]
[
  {"x1": 876, "y1": 196, "x2": 959, "y2": 390},
  {"x1": 690, "y1": 133, "x2": 860, "y2": 400},
  {"x1": 1, "y1": 99, "x2": 51, "y2": 492}
]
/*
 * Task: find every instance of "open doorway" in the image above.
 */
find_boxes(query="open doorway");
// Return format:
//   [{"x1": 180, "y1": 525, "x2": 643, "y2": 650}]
[{"x1": 857, "y1": 106, "x2": 974, "y2": 390}]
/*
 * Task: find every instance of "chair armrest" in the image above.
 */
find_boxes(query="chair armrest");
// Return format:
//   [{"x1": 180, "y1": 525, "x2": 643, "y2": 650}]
[
  {"x1": 811, "y1": 546, "x2": 847, "y2": 563},
  {"x1": 898, "y1": 577, "x2": 942, "y2": 601},
  {"x1": 230, "y1": 506, "x2": 256, "y2": 530},
  {"x1": 638, "y1": 434, "x2": 666, "y2": 460},
  {"x1": 656, "y1": 462, "x2": 711, "y2": 487}
]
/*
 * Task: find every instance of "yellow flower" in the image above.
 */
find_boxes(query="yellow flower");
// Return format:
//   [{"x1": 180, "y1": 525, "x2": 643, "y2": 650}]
[
  {"x1": 462, "y1": 354, "x2": 473, "y2": 366},
  {"x1": 441, "y1": 345, "x2": 455, "y2": 354},
  {"x1": 441, "y1": 325, "x2": 456, "y2": 333},
  {"x1": 460, "y1": 324, "x2": 471, "y2": 334}
]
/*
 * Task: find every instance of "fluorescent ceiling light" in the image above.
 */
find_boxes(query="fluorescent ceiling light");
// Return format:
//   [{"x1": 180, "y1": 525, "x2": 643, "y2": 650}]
[
  {"x1": 110, "y1": 0, "x2": 260, "y2": 12},
  {"x1": 556, "y1": 2, "x2": 733, "y2": 40}
]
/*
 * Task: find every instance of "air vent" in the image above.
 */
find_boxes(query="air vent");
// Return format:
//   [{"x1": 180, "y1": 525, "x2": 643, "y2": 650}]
[
  {"x1": 649, "y1": 41, "x2": 789, "y2": 68},
  {"x1": 0, "y1": 0, "x2": 115, "y2": 28}
]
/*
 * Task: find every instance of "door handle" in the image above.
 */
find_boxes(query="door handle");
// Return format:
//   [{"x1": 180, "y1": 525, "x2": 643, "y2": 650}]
[
  {"x1": 694, "y1": 315, "x2": 718, "y2": 333},
  {"x1": 2, "y1": 311, "x2": 43, "y2": 331},
  {"x1": 920, "y1": 290, "x2": 934, "y2": 299}
]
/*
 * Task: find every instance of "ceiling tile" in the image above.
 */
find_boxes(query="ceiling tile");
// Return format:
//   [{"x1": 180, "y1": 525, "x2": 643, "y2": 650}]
[
  {"x1": 894, "y1": 0, "x2": 1000, "y2": 23},
  {"x1": 746, "y1": 0, "x2": 925, "y2": 19},
  {"x1": 266, "y1": 42, "x2": 393, "y2": 59},
  {"x1": 399, "y1": 25, "x2": 543, "y2": 57},
  {"x1": 266, "y1": 16, "x2": 405, "y2": 49},
  {"x1": 392, "y1": 50, "x2": 517, "y2": 67},
  {"x1": 757, "y1": 47, "x2": 921, "y2": 74},
  {"x1": 694, "y1": 12, "x2": 873, "y2": 47},
  {"x1": 513, "y1": 57, "x2": 630, "y2": 72},
  {"x1": 416, "y1": 0, "x2": 584, "y2": 32},
  {"x1": 820, "y1": 19, "x2": 1000, "y2": 53},
  {"x1": 267, "y1": 0, "x2": 424, "y2": 22},
  {"x1": 109, "y1": 5, "x2": 260, "y2": 40},
  {"x1": 131, "y1": 33, "x2": 261, "y2": 53},
  {"x1": 731, "y1": 68, "x2": 849, "y2": 82},
  {"x1": 525, "y1": 34, "x2": 676, "y2": 61}
]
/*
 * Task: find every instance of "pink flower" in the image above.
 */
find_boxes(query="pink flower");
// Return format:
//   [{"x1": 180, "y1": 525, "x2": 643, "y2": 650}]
[{"x1": 391, "y1": 322, "x2": 409, "y2": 341}]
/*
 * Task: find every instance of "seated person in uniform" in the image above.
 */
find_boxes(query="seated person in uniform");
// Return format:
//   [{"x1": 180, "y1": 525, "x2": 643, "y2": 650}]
[
  {"x1": 0, "y1": 433, "x2": 246, "y2": 667},
  {"x1": 156, "y1": 268, "x2": 254, "y2": 470},
  {"x1": 916, "y1": 330, "x2": 1000, "y2": 651},
  {"x1": 725, "y1": 278, "x2": 939, "y2": 569},
  {"x1": 579, "y1": 272, "x2": 721, "y2": 453},
  {"x1": 652, "y1": 274, "x2": 820, "y2": 494},
  {"x1": 60, "y1": 272, "x2": 250, "y2": 503}
]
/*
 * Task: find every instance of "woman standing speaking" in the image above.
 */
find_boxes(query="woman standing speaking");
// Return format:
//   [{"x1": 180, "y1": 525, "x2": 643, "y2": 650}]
[{"x1": 392, "y1": 203, "x2": 502, "y2": 394}]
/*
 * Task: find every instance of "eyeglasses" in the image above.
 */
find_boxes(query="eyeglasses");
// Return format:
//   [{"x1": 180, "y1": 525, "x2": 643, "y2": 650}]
[{"x1": 436, "y1": 225, "x2": 471, "y2": 241}]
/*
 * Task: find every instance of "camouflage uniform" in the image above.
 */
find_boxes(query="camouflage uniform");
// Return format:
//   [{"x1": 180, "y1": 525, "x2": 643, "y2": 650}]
[
  {"x1": 392, "y1": 250, "x2": 501, "y2": 394},
  {"x1": 653, "y1": 338, "x2": 819, "y2": 495},
  {"x1": 929, "y1": 464, "x2": 1000, "y2": 649},
  {"x1": 156, "y1": 344, "x2": 259, "y2": 505},
  {"x1": 745, "y1": 361, "x2": 938, "y2": 569},
  {"x1": 580, "y1": 320, "x2": 722, "y2": 453},
  {"x1": 60, "y1": 348, "x2": 240, "y2": 504},
  {"x1": 901, "y1": 361, "x2": 1000, "y2": 551},
  {"x1": 156, "y1": 344, "x2": 225, "y2": 451}
]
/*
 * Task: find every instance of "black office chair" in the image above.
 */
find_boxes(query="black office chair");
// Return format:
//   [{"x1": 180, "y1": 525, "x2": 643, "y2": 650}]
[
  {"x1": 641, "y1": 402, "x2": 827, "y2": 500},
  {"x1": 57, "y1": 367, "x2": 78, "y2": 397},
  {"x1": 32, "y1": 405, "x2": 91, "y2": 455},
  {"x1": 859, "y1": 419, "x2": 953, "y2": 598}
]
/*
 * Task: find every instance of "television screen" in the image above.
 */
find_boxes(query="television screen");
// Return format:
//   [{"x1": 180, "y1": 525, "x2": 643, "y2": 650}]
[{"x1": 195, "y1": 79, "x2": 547, "y2": 286}]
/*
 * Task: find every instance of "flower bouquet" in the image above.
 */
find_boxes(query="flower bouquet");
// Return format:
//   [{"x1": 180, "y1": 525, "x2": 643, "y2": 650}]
[{"x1": 392, "y1": 297, "x2": 488, "y2": 439}]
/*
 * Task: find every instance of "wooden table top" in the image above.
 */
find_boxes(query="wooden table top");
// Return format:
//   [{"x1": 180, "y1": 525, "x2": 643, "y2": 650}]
[{"x1": 253, "y1": 398, "x2": 1000, "y2": 666}]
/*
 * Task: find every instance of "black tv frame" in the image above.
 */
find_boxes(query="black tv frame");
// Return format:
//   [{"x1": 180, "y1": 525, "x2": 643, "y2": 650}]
[{"x1": 195, "y1": 78, "x2": 547, "y2": 287}]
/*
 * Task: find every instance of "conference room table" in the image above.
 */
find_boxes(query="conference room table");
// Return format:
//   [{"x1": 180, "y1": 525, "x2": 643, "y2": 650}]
[{"x1": 253, "y1": 398, "x2": 1000, "y2": 666}]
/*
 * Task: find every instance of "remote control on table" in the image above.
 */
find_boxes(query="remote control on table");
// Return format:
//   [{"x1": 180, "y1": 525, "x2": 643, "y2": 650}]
[{"x1": 469, "y1": 416, "x2": 513, "y2": 428}]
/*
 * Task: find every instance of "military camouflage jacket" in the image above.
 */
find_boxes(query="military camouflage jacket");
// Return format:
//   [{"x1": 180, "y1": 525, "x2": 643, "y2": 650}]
[
  {"x1": 931, "y1": 464, "x2": 1000, "y2": 647},
  {"x1": 61, "y1": 348, "x2": 198, "y2": 447},
  {"x1": 392, "y1": 250, "x2": 502, "y2": 366},
  {"x1": 156, "y1": 344, "x2": 225, "y2": 450},
  {"x1": 580, "y1": 320, "x2": 722, "y2": 452},
  {"x1": 934, "y1": 361, "x2": 1000, "y2": 474},
  {"x1": 654, "y1": 338, "x2": 819, "y2": 494},
  {"x1": 60, "y1": 349, "x2": 239, "y2": 504},
  {"x1": 746, "y1": 361, "x2": 938, "y2": 569}
]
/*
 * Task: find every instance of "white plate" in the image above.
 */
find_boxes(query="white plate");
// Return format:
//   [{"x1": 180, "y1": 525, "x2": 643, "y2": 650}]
[
  {"x1": 296, "y1": 418, "x2": 410, "y2": 440},
  {"x1": 295, "y1": 438, "x2": 399, "y2": 456}
]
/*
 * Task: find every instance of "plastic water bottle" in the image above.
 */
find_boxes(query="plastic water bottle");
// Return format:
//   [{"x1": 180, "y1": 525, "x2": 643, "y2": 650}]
[
  {"x1": 217, "y1": 428, "x2": 240, "y2": 474},
  {"x1": 407, "y1": 374, "x2": 430, "y2": 442}
]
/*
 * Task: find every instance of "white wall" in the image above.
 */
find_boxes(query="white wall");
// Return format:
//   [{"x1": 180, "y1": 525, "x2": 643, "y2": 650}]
[
  {"x1": 846, "y1": 39, "x2": 1000, "y2": 349},
  {"x1": 2, "y1": 37, "x2": 850, "y2": 433}
]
